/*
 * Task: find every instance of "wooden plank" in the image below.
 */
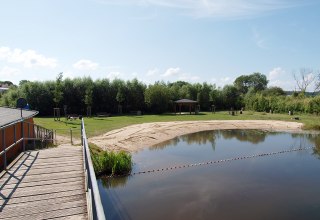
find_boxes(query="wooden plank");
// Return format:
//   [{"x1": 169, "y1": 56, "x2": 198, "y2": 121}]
[
  {"x1": 1, "y1": 179, "x2": 84, "y2": 198},
  {"x1": 1, "y1": 200, "x2": 86, "y2": 218},
  {"x1": 1, "y1": 205, "x2": 87, "y2": 220},
  {"x1": 6, "y1": 164, "x2": 83, "y2": 177},
  {"x1": 0, "y1": 171, "x2": 84, "y2": 186},
  {"x1": 2, "y1": 182, "x2": 84, "y2": 199},
  {"x1": 2, "y1": 176, "x2": 83, "y2": 191},
  {"x1": 4, "y1": 194, "x2": 85, "y2": 209},
  {"x1": 10, "y1": 161, "x2": 83, "y2": 171},
  {"x1": 2, "y1": 189, "x2": 85, "y2": 205}
]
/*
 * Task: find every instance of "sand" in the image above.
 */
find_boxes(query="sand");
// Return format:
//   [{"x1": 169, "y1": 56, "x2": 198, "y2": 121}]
[{"x1": 89, "y1": 120, "x2": 304, "y2": 153}]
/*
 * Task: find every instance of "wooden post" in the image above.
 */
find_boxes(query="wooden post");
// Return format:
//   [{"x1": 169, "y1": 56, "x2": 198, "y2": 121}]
[
  {"x1": 54, "y1": 130, "x2": 57, "y2": 145},
  {"x1": 70, "y1": 129, "x2": 73, "y2": 145}
]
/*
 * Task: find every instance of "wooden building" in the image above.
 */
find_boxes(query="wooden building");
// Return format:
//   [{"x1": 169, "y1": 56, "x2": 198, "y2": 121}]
[{"x1": 0, "y1": 107, "x2": 38, "y2": 170}]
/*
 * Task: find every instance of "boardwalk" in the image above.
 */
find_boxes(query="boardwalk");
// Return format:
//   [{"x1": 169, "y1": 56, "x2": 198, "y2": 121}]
[{"x1": 0, "y1": 145, "x2": 87, "y2": 219}]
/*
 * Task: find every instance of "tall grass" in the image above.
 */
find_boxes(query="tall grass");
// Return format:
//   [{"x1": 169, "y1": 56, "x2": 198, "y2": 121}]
[{"x1": 90, "y1": 143, "x2": 132, "y2": 176}]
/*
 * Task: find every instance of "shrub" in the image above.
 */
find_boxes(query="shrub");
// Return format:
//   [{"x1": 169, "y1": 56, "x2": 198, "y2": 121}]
[{"x1": 90, "y1": 144, "x2": 132, "y2": 176}]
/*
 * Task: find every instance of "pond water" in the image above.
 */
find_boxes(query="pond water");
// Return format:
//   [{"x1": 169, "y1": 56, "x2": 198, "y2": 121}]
[{"x1": 98, "y1": 130, "x2": 320, "y2": 220}]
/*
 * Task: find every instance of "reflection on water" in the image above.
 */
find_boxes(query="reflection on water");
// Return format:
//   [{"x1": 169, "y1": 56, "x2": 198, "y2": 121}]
[
  {"x1": 98, "y1": 130, "x2": 320, "y2": 220},
  {"x1": 221, "y1": 129, "x2": 268, "y2": 144},
  {"x1": 100, "y1": 176, "x2": 129, "y2": 189},
  {"x1": 152, "y1": 130, "x2": 217, "y2": 150},
  {"x1": 152, "y1": 130, "x2": 273, "y2": 151}
]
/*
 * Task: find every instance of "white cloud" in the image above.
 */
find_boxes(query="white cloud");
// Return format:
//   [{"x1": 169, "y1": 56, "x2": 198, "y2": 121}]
[
  {"x1": 211, "y1": 76, "x2": 233, "y2": 87},
  {"x1": 252, "y1": 28, "x2": 268, "y2": 49},
  {"x1": 0, "y1": 66, "x2": 20, "y2": 77},
  {"x1": 0, "y1": 47, "x2": 57, "y2": 68},
  {"x1": 97, "y1": 0, "x2": 311, "y2": 18},
  {"x1": 73, "y1": 59, "x2": 99, "y2": 71},
  {"x1": 269, "y1": 67, "x2": 285, "y2": 80},
  {"x1": 162, "y1": 67, "x2": 181, "y2": 77},
  {"x1": 146, "y1": 68, "x2": 160, "y2": 76}
]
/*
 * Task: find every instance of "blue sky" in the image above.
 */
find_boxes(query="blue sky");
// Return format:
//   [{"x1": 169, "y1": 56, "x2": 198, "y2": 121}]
[{"x1": 0, "y1": 0, "x2": 319, "y2": 91}]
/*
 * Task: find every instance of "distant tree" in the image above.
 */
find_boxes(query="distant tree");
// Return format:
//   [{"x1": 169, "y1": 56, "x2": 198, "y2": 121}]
[
  {"x1": 53, "y1": 72, "x2": 63, "y2": 107},
  {"x1": 126, "y1": 79, "x2": 146, "y2": 111},
  {"x1": 293, "y1": 68, "x2": 315, "y2": 93},
  {"x1": 263, "y1": 86, "x2": 286, "y2": 96},
  {"x1": 19, "y1": 80, "x2": 30, "y2": 86},
  {"x1": 234, "y1": 72, "x2": 268, "y2": 94},
  {"x1": 84, "y1": 78, "x2": 94, "y2": 117},
  {"x1": 222, "y1": 85, "x2": 241, "y2": 109},
  {"x1": 145, "y1": 83, "x2": 170, "y2": 114}
]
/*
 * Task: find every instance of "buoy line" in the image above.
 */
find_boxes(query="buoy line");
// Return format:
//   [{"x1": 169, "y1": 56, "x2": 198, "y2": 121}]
[{"x1": 129, "y1": 146, "x2": 315, "y2": 176}]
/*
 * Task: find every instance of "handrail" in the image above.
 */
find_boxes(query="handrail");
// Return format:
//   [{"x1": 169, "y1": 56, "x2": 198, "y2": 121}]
[{"x1": 81, "y1": 118, "x2": 106, "y2": 220}]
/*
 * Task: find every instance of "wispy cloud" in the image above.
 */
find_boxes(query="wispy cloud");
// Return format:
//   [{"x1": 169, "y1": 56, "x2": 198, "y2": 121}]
[
  {"x1": 161, "y1": 67, "x2": 181, "y2": 77},
  {"x1": 253, "y1": 28, "x2": 268, "y2": 49},
  {"x1": 0, "y1": 47, "x2": 57, "y2": 68},
  {"x1": 97, "y1": 0, "x2": 312, "y2": 19},
  {"x1": 73, "y1": 59, "x2": 99, "y2": 71},
  {"x1": 211, "y1": 76, "x2": 233, "y2": 87},
  {"x1": 269, "y1": 67, "x2": 285, "y2": 80}
]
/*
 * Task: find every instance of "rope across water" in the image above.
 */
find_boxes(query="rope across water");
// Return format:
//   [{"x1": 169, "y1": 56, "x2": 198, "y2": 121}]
[{"x1": 130, "y1": 146, "x2": 315, "y2": 176}]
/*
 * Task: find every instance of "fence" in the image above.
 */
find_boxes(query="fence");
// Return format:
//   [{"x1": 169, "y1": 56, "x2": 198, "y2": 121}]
[
  {"x1": 0, "y1": 119, "x2": 54, "y2": 171},
  {"x1": 81, "y1": 118, "x2": 106, "y2": 220}
]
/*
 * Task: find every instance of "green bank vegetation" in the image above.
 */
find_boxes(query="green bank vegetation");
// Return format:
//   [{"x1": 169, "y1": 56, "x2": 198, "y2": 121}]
[{"x1": 90, "y1": 143, "x2": 132, "y2": 176}]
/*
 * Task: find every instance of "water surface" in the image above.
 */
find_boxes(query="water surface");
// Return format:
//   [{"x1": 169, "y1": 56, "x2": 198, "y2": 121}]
[{"x1": 98, "y1": 130, "x2": 320, "y2": 220}]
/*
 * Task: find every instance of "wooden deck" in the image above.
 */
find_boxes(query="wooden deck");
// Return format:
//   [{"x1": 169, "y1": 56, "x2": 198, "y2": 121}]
[{"x1": 0, "y1": 145, "x2": 88, "y2": 219}]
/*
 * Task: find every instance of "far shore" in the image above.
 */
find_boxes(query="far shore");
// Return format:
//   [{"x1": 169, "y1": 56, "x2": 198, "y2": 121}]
[{"x1": 89, "y1": 120, "x2": 305, "y2": 153}]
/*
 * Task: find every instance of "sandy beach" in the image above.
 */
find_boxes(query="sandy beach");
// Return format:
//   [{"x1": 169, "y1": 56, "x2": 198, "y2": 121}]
[{"x1": 89, "y1": 120, "x2": 304, "y2": 153}]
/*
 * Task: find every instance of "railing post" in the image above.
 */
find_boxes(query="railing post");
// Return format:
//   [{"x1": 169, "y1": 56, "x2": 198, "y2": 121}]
[
  {"x1": 81, "y1": 122, "x2": 83, "y2": 146},
  {"x1": 54, "y1": 130, "x2": 57, "y2": 145},
  {"x1": 70, "y1": 129, "x2": 73, "y2": 145}
]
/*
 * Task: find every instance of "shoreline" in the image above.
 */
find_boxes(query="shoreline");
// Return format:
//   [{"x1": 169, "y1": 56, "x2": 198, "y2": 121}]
[{"x1": 89, "y1": 120, "x2": 305, "y2": 153}]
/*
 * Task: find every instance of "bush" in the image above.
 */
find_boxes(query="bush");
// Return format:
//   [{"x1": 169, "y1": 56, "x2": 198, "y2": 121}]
[{"x1": 90, "y1": 145, "x2": 132, "y2": 176}]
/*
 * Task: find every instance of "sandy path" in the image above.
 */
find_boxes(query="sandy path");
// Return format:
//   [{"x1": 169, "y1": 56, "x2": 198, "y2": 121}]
[{"x1": 89, "y1": 120, "x2": 304, "y2": 153}]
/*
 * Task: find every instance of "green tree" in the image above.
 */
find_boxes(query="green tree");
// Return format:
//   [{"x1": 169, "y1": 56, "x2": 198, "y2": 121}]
[
  {"x1": 234, "y1": 72, "x2": 268, "y2": 94},
  {"x1": 263, "y1": 86, "x2": 286, "y2": 96},
  {"x1": 145, "y1": 83, "x2": 170, "y2": 114},
  {"x1": 222, "y1": 85, "x2": 241, "y2": 109},
  {"x1": 53, "y1": 72, "x2": 63, "y2": 107}
]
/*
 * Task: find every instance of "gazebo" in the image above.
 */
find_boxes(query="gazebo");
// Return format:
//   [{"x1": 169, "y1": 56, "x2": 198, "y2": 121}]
[{"x1": 174, "y1": 99, "x2": 198, "y2": 115}]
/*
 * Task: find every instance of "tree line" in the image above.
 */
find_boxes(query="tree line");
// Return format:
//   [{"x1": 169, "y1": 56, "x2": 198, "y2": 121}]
[{"x1": 1, "y1": 72, "x2": 320, "y2": 116}]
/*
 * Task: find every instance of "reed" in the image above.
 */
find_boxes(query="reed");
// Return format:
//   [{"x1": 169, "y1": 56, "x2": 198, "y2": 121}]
[{"x1": 90, "y1": 143, "x2": 132, "y2": 176}]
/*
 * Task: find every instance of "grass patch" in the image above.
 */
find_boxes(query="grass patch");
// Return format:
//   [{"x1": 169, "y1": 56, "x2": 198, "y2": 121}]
[
  {"x1": 34, "y1": 111, "x2": 320, "y2": 138},
  {"x1": 90, "y1": 143, "x2": 132, "y2": 176}
]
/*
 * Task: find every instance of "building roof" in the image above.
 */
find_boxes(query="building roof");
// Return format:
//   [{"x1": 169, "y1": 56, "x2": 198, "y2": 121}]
[
  {"x1": 174, "y1": 99, "x2": 198, "y2": 103},
  {"x1": 0, "y1": 106, "x2": 38, "y2": 128}
]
